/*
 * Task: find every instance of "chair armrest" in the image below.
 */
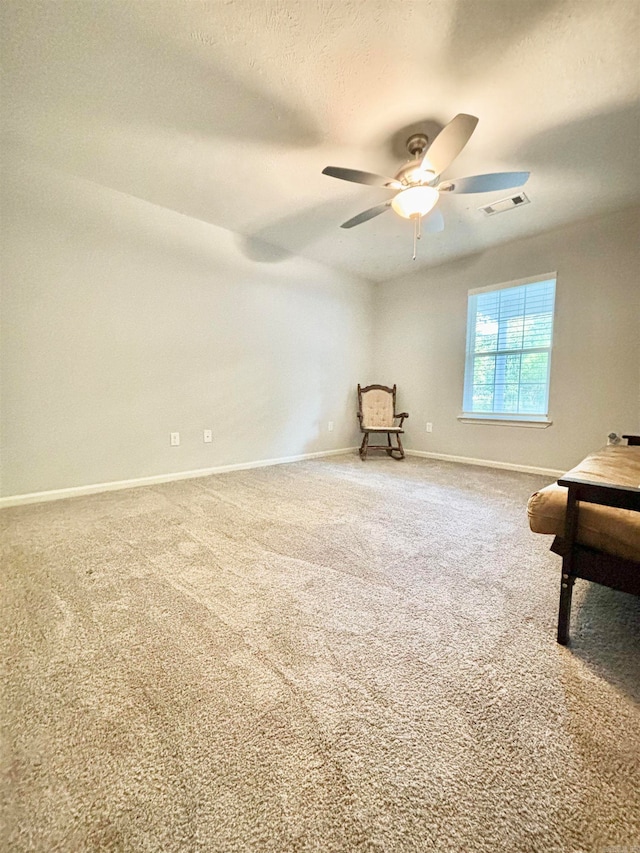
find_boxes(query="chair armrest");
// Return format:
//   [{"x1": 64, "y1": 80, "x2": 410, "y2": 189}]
[{"x1": 394, "y1": 412, "x2": 409, "y2": 419}]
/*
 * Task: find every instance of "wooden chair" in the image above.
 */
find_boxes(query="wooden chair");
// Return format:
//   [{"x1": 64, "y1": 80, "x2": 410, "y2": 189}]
[{"x1": 357, "y1": 384, "x2": 409, "y2": 460}]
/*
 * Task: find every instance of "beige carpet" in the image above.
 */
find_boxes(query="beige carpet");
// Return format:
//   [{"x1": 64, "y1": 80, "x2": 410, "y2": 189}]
[{"x1": 1, "y1": 454, "x2": 639, "y2": 852}]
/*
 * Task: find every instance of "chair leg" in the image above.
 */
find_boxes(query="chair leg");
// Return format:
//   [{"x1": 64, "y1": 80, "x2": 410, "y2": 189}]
[
  {"x1": 386, "y1": 432, "x2": 393, "y2": 456},
  {"x1": 395, "y1": 433, "x2": 405, "y2": 460},
  {"x1": 557, "y1": 571, "x2": 575, "y2": 645},
  {"x1": 359, "y1": 432, "x2": 369, "y2": 460}
]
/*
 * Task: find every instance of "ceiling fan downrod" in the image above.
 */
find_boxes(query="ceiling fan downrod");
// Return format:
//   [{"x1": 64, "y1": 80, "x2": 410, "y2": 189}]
[{"x1": 406, "y1": 133, "x2": 429, "y2": 159}]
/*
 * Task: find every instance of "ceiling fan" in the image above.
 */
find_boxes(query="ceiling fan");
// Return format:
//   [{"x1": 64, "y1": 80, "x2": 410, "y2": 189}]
[{"x1": 322, "y1": 114, "x2": 529, "y2": 258}]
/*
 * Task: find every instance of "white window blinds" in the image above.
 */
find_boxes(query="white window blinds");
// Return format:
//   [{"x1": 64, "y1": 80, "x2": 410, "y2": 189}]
[{"x1": 463, "y1": 276, "x2": 556, "y2": 419}]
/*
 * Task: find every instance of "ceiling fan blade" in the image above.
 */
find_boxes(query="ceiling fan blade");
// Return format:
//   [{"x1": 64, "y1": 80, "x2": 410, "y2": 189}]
[
  {"x1": 421, "y1": 114, "x2": 479, "y2": 176},
  {"x1": 340, "y1": 202, "x2": 391, "y2": 229},
  {"x1": 323, "y1": 166, "x2": 401, "y2": 189},
  {"x1": 438, "y1": 172, "x2": 530, "y2": 194},
  {"x1": 422, "y1": 207, "x2": 445, "y2": 233}
]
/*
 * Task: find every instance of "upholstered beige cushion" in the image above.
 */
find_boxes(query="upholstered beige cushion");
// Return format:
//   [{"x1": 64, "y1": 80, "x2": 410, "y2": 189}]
[
  {"x1": 527, "y1": 445, "x2": 640, "y2": 561},
  {"x1": 361, "y1": 388, "x2": 395, "y2": 428}
]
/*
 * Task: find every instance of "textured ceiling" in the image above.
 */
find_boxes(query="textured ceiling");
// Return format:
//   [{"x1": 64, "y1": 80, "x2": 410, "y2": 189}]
[{"x1": 2, "y1": 0, "x2": 639, "y2": 282}]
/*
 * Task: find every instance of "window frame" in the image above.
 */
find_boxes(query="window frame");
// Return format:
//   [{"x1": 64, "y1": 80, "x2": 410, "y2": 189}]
[{"x1": 460, "y1": 272, "x2": 557, "y2": 428}]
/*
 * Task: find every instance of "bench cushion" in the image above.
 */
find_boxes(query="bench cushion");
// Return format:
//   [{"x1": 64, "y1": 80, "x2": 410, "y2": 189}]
[{"x1": 527, "y1": 445, "x2": 640, "y2": 562}]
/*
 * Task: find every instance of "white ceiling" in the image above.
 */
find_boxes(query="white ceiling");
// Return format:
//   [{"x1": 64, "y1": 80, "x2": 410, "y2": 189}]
[{"x1": 2, "y1": 0, "x2": 639, "y2": 283}]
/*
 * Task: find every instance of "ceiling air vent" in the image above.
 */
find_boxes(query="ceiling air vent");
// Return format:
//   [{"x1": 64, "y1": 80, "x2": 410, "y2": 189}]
[{"x1": 480, "y1": 192, "x2": 530, "y2": 216}]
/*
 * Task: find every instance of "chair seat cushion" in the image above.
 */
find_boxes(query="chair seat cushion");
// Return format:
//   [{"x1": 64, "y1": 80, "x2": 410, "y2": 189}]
[{"x1": 362, "y1": 425, "x2": 404, "y2": 433}]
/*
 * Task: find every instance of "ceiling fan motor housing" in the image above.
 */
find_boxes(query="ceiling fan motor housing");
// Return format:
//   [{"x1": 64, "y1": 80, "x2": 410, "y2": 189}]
[
  {"x1": 394, "y1": 134, "x2": 438, "y2": 186},
  {"x1": 395, "y1": 158, "x2": 436, "y2": 187}
]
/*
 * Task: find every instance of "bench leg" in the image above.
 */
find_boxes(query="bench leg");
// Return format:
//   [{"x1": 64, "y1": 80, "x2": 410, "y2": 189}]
[{"x1": 557, "y1": 572, "x2": 575, "y2": 645}]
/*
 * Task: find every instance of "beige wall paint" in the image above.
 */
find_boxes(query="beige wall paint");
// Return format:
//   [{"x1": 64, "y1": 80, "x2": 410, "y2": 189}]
[
  {"x1": 373, "y1": 205, "x2": 640, "y2": 472},
  {"x1": 0, "y1": 159, "x2": 373, "y2": 497}
]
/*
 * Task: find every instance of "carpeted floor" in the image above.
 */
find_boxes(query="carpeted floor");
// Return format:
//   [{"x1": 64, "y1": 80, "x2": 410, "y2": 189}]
[{"x1": 1, "y1": 454, "x2": 639, "y2": 852}]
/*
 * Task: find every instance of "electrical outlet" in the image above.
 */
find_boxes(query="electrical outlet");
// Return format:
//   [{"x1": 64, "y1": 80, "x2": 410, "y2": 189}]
[
  {"x1": 203, "y1": 429, "x2": 212, "y2": 443},
  {"x1": 328, "y1": 421, "x2": 334, "y2": 432},
  {"x1": 170, "y1": 432, "x2": 180, "y2": 446},
  {"x1": 426, "y1": 422, "x2": 433, "y2": 433}
]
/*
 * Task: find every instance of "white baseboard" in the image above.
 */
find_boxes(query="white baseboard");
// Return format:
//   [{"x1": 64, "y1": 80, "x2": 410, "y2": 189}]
[
  {"x1": 0, "y1": 447, "x2": 562, "y2": 509},
  {"x1": 405, "y1": 449, "x2": 563, "y2": 479},
  {"x1": 0, "y1": 447, "x2": 358, "y2": 509}
]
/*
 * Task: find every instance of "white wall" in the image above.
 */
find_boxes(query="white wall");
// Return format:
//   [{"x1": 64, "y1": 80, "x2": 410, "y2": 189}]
[
  {"x1": 373, "y1": 205, "x2": 640, "y2": 472},
  {"x1": 3, "y1": 156, "x2": 638, "y2": 497},
  {"x1": 0, "y1": 158, "x2": 373, "y2": 497}
]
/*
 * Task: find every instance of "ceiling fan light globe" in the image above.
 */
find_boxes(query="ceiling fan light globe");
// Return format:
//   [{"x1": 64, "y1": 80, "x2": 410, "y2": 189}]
[{"x1": 391, "y1": 186, "x2": 439, "y2": 219}]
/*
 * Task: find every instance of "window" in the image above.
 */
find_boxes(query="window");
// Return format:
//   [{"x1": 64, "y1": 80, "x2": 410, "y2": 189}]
[{"x1": 462, "y1": 274, "x2": 556, "y2": 424}]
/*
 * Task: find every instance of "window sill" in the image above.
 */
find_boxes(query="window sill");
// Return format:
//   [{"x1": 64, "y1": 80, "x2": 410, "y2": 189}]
[{"x1": 458, "y1": 414, "x2": 552, "y2": 429}]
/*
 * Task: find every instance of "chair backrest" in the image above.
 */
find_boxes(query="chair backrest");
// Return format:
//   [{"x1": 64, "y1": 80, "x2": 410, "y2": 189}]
[{"x1": 358, "y1": 384, "x2": 396, "y2": 427}]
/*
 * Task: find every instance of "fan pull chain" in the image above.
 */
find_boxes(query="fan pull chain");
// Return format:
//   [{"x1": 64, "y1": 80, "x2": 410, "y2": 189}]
[{"x1": 412, "y1": 214, "x2": 422, "y2": 260}]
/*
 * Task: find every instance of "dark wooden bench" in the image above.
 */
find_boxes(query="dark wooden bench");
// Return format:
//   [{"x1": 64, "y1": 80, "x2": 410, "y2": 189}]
[{"x1": 552, "y1": 435, "x2": 640, "y2": 645}]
